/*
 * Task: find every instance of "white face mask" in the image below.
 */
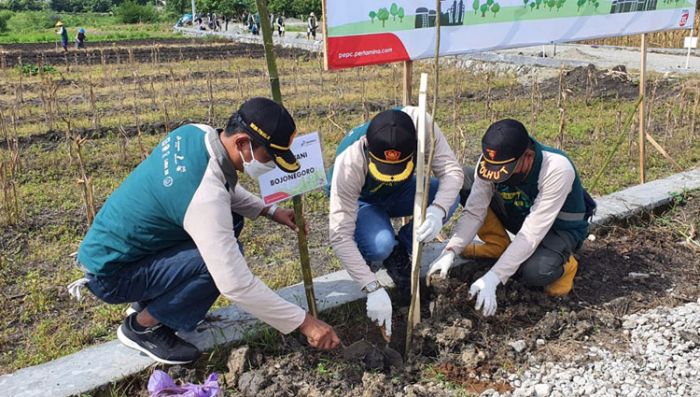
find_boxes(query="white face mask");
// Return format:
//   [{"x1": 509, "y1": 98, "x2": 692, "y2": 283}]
[{"x1": 242, "y1": 141, "x2": 276, "y2": 179}]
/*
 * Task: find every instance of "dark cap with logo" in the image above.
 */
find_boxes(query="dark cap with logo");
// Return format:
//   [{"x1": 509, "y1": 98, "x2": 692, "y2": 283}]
[
  {"x1": 231, "y1": 97, "x2": 300, "y2": 173},
  {"x1": 366, "y1": 109, "x2": 417, "y2": 183},
  {"x1": 477, "y1": 119, "x2": 531, "y2": 183}
]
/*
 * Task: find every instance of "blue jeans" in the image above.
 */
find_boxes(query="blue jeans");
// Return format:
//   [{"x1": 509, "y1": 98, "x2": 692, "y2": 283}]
[
  {"x1": 354, "y1": 176, "x2": 460, "y2": 262},
  {"x1": 85, "y1": 213, "x2": 245, "y2": 332}
]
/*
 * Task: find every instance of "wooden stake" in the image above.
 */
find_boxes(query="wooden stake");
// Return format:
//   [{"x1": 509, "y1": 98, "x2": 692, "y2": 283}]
[
  {"x1": 639, "y1": 33, "x2": 647, "y2": 184},
  {"x1": 407, "y1": 73, "x2": 429, "y2": 354},
  {"x1": 407, "y1": 0, "x2": 441, "y2": 357},
  {"x1": 255, "y1": 0, "x2": 318, "y2": 317},
  {"x1": 403, "y1": 61, "x2": 413, "y2": 106},
  {"x1": 645, "y1": 133, "x2": 683, "y2": 172}
]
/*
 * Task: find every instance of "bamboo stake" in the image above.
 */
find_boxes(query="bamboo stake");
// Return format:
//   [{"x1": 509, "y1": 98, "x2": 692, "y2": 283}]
[
  {"x1": 255, "y1": 0, "x2": 318, "y2": 318},
  {"x1": 590, "y1": 96, "x2": 643, "y2": 192},
  {"x1": 639, "y1": 33, "x2": 647, "y2": 184}
]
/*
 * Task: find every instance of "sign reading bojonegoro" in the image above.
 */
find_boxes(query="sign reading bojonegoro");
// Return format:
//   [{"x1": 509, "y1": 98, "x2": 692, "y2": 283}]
[
  {"x1": 258, "y1": 132, "x2": 327, "y2": 205},
  {"x1": 322, "y1": 0, "x2": 696, "y2": 69}
]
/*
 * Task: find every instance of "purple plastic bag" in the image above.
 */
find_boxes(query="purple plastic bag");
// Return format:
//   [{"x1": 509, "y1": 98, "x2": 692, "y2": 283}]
[{"x1": 148, "y1": 370, "x2": 220, "y2": 397}]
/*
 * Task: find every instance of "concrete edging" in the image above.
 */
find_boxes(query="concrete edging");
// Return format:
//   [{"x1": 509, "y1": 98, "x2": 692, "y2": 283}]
[{"x1": 1, "y1": 167, "x2": 698, "y2": 397}]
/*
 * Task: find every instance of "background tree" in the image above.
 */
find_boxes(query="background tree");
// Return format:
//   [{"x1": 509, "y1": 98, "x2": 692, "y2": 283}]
[
  {"x1": 472, "y1": 0, "x2": 479, "y2": 14},
  {"x1": 390, "y1": 2, "x2": 398, "y2": 21},
  {"x1": 115, "y1": 0, "x2": 158, "y2": 23},
  {"x1": 90, "y1": 0, "x2": 114, "y2": 12},
  {"x1": 369, "y1": 10, "x2": 376, "y2": 23},
  {"x1": 491, "y1": 2, "x2": 500, "y2": 16},
  {"x1": 268, "y1": 0, "x2": 293, "y2": 14},
  {"x1": 377, "y1": 7, "x2": 389, "y2": 27},
  {"x1": 0, "y1": 10, "x2": 11, "y2": 32}
]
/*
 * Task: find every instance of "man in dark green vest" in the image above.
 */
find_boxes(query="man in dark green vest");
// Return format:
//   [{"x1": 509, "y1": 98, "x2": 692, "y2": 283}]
[{"x1": 427, "y1": 119, "x2": 594, "y2": 316}]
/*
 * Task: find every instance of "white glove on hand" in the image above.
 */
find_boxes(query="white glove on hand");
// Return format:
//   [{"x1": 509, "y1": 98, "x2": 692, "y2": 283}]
[
  {"x1": 468, "y1": 271, "x2": 500, "y2": 316},
  {"x1": 426, "y1": 249, "x2": 456, "y2": 286},
  {"x1": 416, "y1": 205, "x2": 445, "y2": 242},
  {"x1": 366, "y1": 288, "x2": 392, "y2": 336}
]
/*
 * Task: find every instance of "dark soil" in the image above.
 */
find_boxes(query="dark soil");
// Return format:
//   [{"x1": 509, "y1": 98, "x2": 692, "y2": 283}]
[
  {"x1": 219, "y1": 194, "x2": 699, "y2": 396},
  {"x1": 0, "y1": 39, "x2": 311, "y2": 68},
  {"x1": 465, "y1": 64, "x2": 677, "y2": 102}
]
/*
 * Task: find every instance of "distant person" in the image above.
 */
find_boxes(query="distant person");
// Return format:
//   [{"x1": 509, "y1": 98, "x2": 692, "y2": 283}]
[
  {"x1": 56, "y1": 21, "x2": 68, "y2": 52},
  {"x1": 254, "y1": 12, "x2": 261, "y2": 34},
  {"x1": 76, "y1": 28, "x2": 86, "y2": 49},
  {"x1": 196, "y1": 17, "x2": 206, "y2": 31},
  {"x1": 275, "y1": 14, "x2": 285, "y2": 37},
  {"x1": 68, "y1": 98, "x2": 341, "y2": 364},
  {"x1": 246, "y1": 12, "x2": 254, "y2": 32},
  {"x1": 307, "y1": 12, "x2": 318, "y2": 40}
]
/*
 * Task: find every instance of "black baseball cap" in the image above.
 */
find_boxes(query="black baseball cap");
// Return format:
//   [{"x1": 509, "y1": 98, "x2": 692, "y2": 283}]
[
  {"x1": 366, "y1": 109, "x2": 417, "y2": 183},
  {"x1": 477, "y1": 119, "x2": 531, "y2": 183},
  {"x1": 233, "y1": 97, "x2": 300, "y2": 173}
]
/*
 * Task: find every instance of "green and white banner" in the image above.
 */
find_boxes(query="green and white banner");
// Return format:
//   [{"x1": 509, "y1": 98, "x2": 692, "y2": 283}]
[{"x1": 323, "y1": 0, "x2": 695, "y2": 69}]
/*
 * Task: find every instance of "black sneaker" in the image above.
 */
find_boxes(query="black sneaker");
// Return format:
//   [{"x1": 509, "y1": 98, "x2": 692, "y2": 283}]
[{"x1": 117, "y1": 313, "x2": 200, "y2": 365}]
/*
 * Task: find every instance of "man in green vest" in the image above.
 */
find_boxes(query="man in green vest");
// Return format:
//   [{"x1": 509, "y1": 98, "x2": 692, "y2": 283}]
[{"x1": 427, "y1": 119, "x2": 594, "y2": 316}]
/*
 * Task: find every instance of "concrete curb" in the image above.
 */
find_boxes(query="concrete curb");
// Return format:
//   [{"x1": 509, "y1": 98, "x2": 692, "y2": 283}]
[{"x1": 1, "y1": 168, "x2": 698, "y2": 397}]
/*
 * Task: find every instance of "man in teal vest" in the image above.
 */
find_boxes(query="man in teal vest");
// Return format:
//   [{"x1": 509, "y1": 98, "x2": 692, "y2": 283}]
[
  {"x1": 427, "y1": 119, "x2": 594, "y2": 316},
  {"x1": 69, "y1": 98, "x2": 340, "y2": 364}
]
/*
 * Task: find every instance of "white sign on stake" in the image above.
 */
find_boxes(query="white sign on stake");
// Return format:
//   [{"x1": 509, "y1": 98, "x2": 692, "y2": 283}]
[
  {"x1": 258, "y1": 131, "x2": 327, "y2": 205},
  {"x1": 685, "y1": 36, "x2": 698, "y2": 68}
]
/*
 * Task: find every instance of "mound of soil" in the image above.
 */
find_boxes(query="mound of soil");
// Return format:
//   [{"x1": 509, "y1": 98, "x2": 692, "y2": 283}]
[
  {"x1": 466, "y1": 64, "x2": 673, "y2": 102},
  {"x1": 220, "y1": 195, "x2": 699, "y2": 396}
]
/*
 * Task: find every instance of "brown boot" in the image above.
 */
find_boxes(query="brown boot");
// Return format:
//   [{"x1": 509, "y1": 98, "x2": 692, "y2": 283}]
[
  {"x1": 546, "y1": 255, "x2": 578, "y2": 297},
  {"x1": 461, "y1": 208, "x2": 510, "y2": 259}
]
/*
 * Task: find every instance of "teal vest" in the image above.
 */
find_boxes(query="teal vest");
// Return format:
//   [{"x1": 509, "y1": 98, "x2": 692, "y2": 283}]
[
  {"x1": 77, "y1": 125, "x2": 212, "y2": 275},
  {"x1": 495, "y1": 139, "x2": 589, "y2": 245}
]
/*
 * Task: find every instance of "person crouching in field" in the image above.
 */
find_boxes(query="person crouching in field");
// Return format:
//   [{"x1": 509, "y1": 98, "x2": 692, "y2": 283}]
[
  {"x1": 427, "y1": 119, "x2": 596, "y2": 316},
  {"x1": 328, "y1": 108, "x2": 463, "y2": 338},
  {"x1": 68, "y1": 98, "x2": 341, "y2": 364},
  {"x1": 76, "y1": 28, "x2": 86, "y2": 50}
]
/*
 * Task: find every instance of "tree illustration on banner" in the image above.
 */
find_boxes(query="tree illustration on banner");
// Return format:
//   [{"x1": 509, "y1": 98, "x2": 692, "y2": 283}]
[
  {"x1": 390, "y1": 3, "x2": 399, "y2": 20},
  {"x1": 491, "y1": 2, "x2": 500, "y2": 16},
  {"x1": 480, "y1": 2, "x2": 488, "y2": 16},
  {"x1": 472, "y1": 0, "x2": 480, "y2": 14},
  {"x1": 378, "y1": 7, "x2": 390, "y2": 27},
  {"x1": 369, "y1": 10, "x2": 377, "y2": 23},
  {"x1": 398, "y1": 6, "x2": 405, "y2": 22}
]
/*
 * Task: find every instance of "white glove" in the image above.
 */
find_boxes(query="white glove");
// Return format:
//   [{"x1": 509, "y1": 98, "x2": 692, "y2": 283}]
[
  {"x1": 426, "y1": 249, "x2": 456, "y2": 286},
  {"x1": 366, "y1": 288, "x2": 392, "y2": 336},
  {"x1": 416, "y1": 205, "x2": 445, "y2": 242},
  {"x1": 468, "y1": 271, "x2": 500, "y2": 316}
]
